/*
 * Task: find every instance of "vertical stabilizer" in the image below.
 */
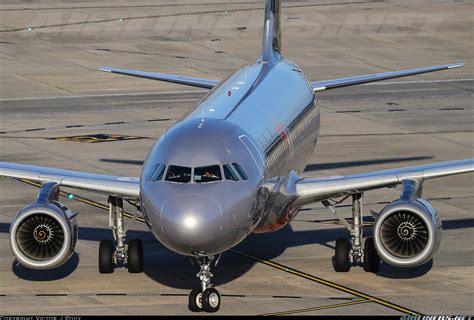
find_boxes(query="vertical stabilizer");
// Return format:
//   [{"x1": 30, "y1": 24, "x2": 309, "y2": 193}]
[{"x1": 260, "y1": 0, "x2": 282, "y2": 63}]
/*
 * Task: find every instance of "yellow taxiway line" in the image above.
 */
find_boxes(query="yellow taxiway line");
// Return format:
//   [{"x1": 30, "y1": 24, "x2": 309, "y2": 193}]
[
  {"x1": 231, "y1": 249, "x2": 420, "y2": 315},
  {"x1": 260, "y1": 299, "x2": 371, "y2": 316}
]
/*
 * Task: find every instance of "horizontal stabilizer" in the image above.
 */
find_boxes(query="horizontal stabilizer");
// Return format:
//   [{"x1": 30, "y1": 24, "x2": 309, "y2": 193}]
[
  {"x1": 99, "y1": 67, "x2": 220, "y2": 89},
  {"x1": 312, "y1": 63, "x2": 464, "y2": 92}
]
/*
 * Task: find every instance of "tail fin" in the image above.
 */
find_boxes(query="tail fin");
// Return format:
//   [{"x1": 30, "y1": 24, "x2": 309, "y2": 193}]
[{"x1": 260, "y1": 0, "x2": 282, "y2": 63}]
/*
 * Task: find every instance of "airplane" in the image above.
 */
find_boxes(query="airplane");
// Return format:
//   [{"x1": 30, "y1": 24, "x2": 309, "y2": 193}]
[{"x1": 0, "y1": 0, "x2": 473, "y2": 313}]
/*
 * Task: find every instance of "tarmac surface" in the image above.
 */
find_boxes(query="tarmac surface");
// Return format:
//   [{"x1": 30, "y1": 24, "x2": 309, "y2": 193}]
[{"x1": 0, "y1": 0, "x2": 473, "y2": 316}]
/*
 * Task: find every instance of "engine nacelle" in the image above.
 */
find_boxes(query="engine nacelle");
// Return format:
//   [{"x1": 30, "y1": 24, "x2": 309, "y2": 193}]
[
  {"x1": 9, "y1": 200, "x2": 78, "y2": 270},
  {"x1": 374, "y1": 198, "x2": 442, "y2": 267}
]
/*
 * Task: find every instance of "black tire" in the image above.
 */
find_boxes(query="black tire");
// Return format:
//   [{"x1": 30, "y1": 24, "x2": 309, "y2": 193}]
[
  {"x1": 202, "y1": 288, "x2": 221, "y2": 313},
  {"x1": 127, "y1": 239, "x2": 144, "y2": 273},
  {"x1": 363, "y1": 237, "x2": 381, "y2": 273},
  {"x1": 188, "y1": 288, "x2": 203, "y2": 312},
  {"x1": 99, "y1": 240, "x2": 114, "y2": 274},
  {"x1": 334, "y1": 238, "x2": 351, "y2": 272}
]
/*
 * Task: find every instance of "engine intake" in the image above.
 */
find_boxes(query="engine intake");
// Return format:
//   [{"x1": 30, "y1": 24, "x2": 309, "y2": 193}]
[
  {"x1": 379, "y1": 210, "x2": 429, "y2": 258},
  {"x1": 374, "y1": 198, "x2": 442, "y2": 267},
  {"x1": 9, "y1": 183, "x2": 78, "y2": 270},
  {"x1": 16, "y1": 213, "x2": 66, "y2": 261}
]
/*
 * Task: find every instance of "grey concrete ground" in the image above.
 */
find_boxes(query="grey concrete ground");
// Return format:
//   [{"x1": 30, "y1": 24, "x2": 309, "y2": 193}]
[{"x1": 0, "y1": 0, "x2": 473, "y2": 316}]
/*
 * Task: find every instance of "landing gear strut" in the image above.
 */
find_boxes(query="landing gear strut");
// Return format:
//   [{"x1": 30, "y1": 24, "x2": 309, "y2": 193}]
[
  {"x1": 188, "y1": 255, "x2": 221, "y2": 313},
  {"x1": 323, "y1": 193, "x2": 380, "y2": 273},
  {"x1": 99, "y1": 196, "x2": 143, "y2": 274}
]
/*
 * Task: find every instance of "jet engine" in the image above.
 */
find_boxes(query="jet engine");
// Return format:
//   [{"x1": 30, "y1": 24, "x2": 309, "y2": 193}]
[
  {"x1": 9, "y1": 184, "x2": 78, "y2": 270},
  {"x1": 373, "y1": 198, "x2": 442, "y2": 267}
]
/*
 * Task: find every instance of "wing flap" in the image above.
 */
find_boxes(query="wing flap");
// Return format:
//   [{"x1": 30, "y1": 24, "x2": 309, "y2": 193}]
[
  {"x1": 294, "y1": 158, "x2": 474, "y2": 207},
  {"x1": 99, "y1": 67, "x2": 219, "y2": 89},
  {"x1": 311, "y1": 63, "x2": 464, "y2": 92},
  {"x1": 0, "y1": 162, "x2": 140, "y2": 199}
]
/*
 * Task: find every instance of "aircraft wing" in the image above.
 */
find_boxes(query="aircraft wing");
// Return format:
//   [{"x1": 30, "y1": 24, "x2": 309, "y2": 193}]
[
  {"x1": 99, "y1": 67, "x2": 219, "y2": 89},
  {"x1": 294, "y1": 158, "x2": 474, "y2": 207},
  {"x1": 311, "y1": 63, "x2": 464, "y2": 92},
  {"x1": 0, "y1": 162, "x2": 140, "y2": 199}
]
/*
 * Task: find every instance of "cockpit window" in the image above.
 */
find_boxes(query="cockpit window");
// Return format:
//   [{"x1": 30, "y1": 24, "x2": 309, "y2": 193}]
[
  {"x1": 223, "y1": 164, "x2": 239, "y2": 181},
  {"x1": 165, "y1": 165, "x2": 192, "y2": 183},
  {"x1": 194, "y1": 165, "x2": 222, "y2": 183},
  {"x1": 232, "y1": 163, "x2": 248, "y2": 180},
  {"x1": 145, "y1": 163, "x2": 166, "y2": 182},
  {"x1": 161, "y1": 164, "x2": 244, "y2": 184}
]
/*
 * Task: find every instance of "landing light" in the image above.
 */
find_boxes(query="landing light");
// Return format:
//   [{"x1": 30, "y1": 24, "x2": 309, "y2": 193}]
[{"x1": 184, "y1": 216, "x2": 197, "y2": 230}]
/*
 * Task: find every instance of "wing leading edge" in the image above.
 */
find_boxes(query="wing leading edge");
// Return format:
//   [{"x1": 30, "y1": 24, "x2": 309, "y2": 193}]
[
  {"x1": 311, "y1": 63, "x2": 464, "y2": 92},
  {"x1": 99, "y1": 67, "x2": 219, "y2": 89},
  {"x1": 294, "y1": 158, "x2": 474, "y2": 207},
  {"x1": 0, "y1": 162, "x2": 140, "y2": 199}
]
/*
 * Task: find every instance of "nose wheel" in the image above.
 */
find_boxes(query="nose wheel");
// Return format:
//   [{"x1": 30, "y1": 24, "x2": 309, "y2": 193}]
[
  {"x1": 188, "y1": 255, "x2": 221, "y2": 313},
  {"x1": 188, "y1": 287, "x2": 221, "y2": 313},
  {"x1": 188, "y1": 288, "x2": 203, "y2": 312},
  {"x1": 202, "y1": 288, "x2": 221, "y2": 312}
]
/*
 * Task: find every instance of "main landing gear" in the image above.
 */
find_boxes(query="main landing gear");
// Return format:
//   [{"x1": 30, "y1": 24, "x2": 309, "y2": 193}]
[
  {"x1": 323, "y1": 193, "x2": 381, "y2": 273},
  {"x1": 99, "y1": 197, "x2": 144, "y2": 274},
  {"x1": 188, "y1": 255, "x2": 221, "y2": 313}
]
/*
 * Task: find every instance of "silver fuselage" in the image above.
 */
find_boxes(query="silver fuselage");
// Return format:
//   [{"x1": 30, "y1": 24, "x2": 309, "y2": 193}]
[{"x1": 140, "y1": 59, "x2": 320, "y2": 256}]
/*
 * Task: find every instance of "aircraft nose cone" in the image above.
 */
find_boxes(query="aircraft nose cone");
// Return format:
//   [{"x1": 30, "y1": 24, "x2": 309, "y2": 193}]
[{"x1": 160, "y1": 194, "x2": 223, "y2": 255}]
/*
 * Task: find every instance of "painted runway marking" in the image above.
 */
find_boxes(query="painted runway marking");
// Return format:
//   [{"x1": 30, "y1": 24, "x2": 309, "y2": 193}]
[
  {"x1": 0, "y1": 90, "x2": 205, "y2": 102},
  {"x1": 363, "y1": 78, "x2": 474, "y2": 86},
  {"x1": 49, "y1": 134, "x2": 146, "y2": 143},
  {"x1": 320, "y1": 130, "x2": 472, "y2": 138},
  {"x1": 379, "y1": 88, "x2": 439, "y2": 93},
  {"x1": 260, "y1": 299, "x2": 371, "y2": 316},
  {"x1": 0, "y1": 118, "x2": 170, "y2": 136}
]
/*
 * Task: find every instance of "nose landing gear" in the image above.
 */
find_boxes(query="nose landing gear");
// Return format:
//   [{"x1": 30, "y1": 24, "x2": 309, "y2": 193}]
[{"x1": 188, "y1": 255, "x2": 221, "y2": 313}]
